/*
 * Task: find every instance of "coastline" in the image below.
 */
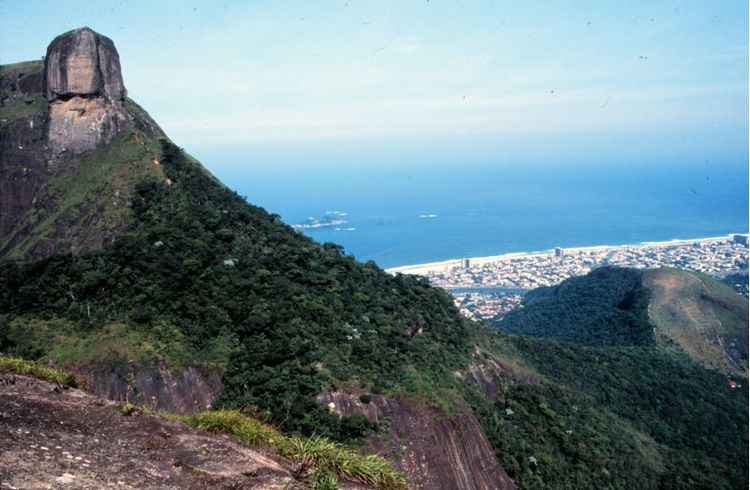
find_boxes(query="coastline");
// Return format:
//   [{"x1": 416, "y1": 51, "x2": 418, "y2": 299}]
[{"x1": 385, "y1": 232, "x2": 747, "y2": 275}]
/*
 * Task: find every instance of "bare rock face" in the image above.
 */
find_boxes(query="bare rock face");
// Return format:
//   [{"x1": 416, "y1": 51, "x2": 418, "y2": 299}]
[
  {"x1": 319, "y1": 391, "x2": 516, "y2": 490},
  {"x1": 0, "y1": 375, "x2": 297, "y2": 489},
  {"x1": 76, "y1": 363, "x2": 224, "y2": 415},
  {"x1": 45, "y1": 27, "x2": 125, "y2": 101},
  {"x1": 44, "y1": 27, "x2": 129, "y2": 159}
]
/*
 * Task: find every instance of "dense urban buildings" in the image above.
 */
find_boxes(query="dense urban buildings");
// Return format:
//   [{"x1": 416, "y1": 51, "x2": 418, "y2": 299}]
[{"x1": 390, "y1": 235, "x2": 749, "y2": 321}]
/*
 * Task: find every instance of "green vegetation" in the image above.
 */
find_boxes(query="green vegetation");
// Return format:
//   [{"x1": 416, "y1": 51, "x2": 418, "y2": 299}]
[
  {"x1": 0, "y1": 60, "x2": 46, "y2": 127},
  {"x1": 467, "y1": 332, "x2": 748, "y2": 489},
  {"x1": 1, "y1": 92, "x2": 747, "y2": 488},
  {"x1": 5, "y1": 128, "x2": 164, "y2": 259},
  {"x1": 485, "y1": 266, "x2": 747, "y2": 487},
  {"x1": 0, "y1": 95, "x2": 47, "y2": 126},
  {"x1": 467, "y1": 380, "x2": 666, "y2": 489},
  {"x1": 0, "y1": 60, "x2": 44, "y2": 78},
  {"x1": 0, "y1": 356, "x2": 80, "y2": 387},
  {"x1": 1, "y1": 317, "x2": 233, "y2": 371},
  {"x1": 119, "y1": 401, "x2": 139, "y2": 416},
  {"x1": 495, "y1": 267, "x2": 748, "y2": 375},
  {"x1": 0, "y1": 140, "x2": 474, "y2": 441},
  {"x1": 177, "y1": 410, "x2": 409, "y2": 490},
  {"x1": 496, "y1": 267, "x2": 654, "y2": 345}
]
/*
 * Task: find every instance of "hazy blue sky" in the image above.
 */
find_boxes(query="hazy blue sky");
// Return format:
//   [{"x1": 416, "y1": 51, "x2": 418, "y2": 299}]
[{"x1": 1, "y1": 1, "x2": 747, "y2": 167}]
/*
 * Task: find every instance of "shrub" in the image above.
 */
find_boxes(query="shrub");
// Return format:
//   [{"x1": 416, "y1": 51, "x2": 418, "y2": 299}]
[
  {"x1": 120, "y1": 401, "x2": 139, "y2": 416},
  {"x1": 178, "y1": 409, "x2": 283, "y2": 448}
]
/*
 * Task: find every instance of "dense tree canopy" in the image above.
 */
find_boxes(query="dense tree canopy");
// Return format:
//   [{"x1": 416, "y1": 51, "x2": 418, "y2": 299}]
[{"x1": 0, "y1": 140, "x2": 473, "y2": 439}]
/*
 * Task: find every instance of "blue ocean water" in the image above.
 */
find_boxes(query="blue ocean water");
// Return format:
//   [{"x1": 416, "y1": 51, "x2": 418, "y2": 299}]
[{"x1": 197, "y1": 150, "x2": 748, "y2": 269}]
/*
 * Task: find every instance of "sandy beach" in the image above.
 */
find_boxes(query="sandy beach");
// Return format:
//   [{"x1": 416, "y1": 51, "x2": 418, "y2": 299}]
[{"x1": 385, "y1": 233, "x2": 744, "y2": 275}]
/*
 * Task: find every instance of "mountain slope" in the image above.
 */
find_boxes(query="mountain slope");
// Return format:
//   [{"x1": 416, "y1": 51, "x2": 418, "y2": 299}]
[
  {"x1": 495, "y1": 266, "x2": 749, "y2": 376},
  {"x1": 467, "y1": 334, "x2": 748, "y2": 489},
  {"x1": 644, "y1": 268, "x2": 749, "y2": 375},
  {"x1": 1, "y1": 138, "x2": 476, "y2": 436},
  {"x1": 0, "y1": 27, "x2": 512, "y2": 490},
  {"x1": 1, "y1": 28, "x2": 748, "y2": 490},
  {"x1": 0, "y1": 48, "x2": 166, "y2": 259}
]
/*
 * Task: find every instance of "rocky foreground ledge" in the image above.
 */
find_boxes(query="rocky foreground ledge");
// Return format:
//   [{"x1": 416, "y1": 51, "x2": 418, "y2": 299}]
[{"x1": 0, "y1": 373, "x2": 366, "y2": 489}]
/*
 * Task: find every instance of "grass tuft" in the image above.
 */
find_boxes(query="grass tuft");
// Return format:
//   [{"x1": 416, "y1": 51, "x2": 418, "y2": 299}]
[
  {"x1": 120, "y1": 401, "x2": 139, "y2": 416},
  {"x1": 311, "y1": 468, "x2": 339, "y2": 490},
  {"x1": 178, "y1": 409, "x2": 284, "y2": 447},
  {"x1": 0, "y1": 356, "x2": 80, "y2": 388},
  {"x1": 178, "y1": 409, "x2": 409, "y2": 490}
]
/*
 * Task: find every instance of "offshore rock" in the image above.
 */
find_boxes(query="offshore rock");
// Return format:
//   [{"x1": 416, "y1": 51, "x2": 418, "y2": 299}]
[{"x1": 44, "y1": 27, "x2": 129, "y2": 159}]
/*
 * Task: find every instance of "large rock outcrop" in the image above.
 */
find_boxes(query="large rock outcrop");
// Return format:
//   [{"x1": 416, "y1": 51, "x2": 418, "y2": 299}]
[
  {"x1": 1, "y1": 28, "x2": 164, "y2": 260},
  {"x1": 44, "y1": 27, "x2": 130, "y2": 160},
  {"x1": 44, "y1": 27, "x2": 125, "y2": 101}
]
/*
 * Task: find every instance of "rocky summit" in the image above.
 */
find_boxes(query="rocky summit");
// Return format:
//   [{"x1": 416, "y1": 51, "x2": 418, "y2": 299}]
[
  {"x1": 0, "y1": 27, "x2": 163, "y2": 259},
  {"x1": 44, "y1": 27, "x2": 129, "y2": 160},
  {"x1": 45, "y1": 27, "x2": 126, "y2": 101}
]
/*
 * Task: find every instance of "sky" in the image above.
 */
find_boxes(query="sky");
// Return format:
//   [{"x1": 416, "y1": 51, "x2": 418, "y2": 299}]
[{"x1": 0, "y1": 1, "x2": 747, "y2": 169}]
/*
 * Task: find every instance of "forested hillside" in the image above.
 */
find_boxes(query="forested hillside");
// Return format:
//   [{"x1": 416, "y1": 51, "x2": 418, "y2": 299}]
[
  {"x1": 467, "y1": 334, "x2": 748, "y2": 489},
  {"x1": 495, "y1": 266, "x2": 748, "y2": 375},
  {"x1": 495, "y1": 267, "x2": 653, "y2": 345},
  {"x1": 0, "y1": 140, "x2": 474, "y2": 440}
]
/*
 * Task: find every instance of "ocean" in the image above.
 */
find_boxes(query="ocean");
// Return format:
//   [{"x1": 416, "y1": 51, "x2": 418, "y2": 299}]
[{"x1": 196, "y1": 149, "x2": 749, "y2": 269}]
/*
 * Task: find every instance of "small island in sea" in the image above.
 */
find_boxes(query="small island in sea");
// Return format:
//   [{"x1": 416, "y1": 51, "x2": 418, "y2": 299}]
[{"x1": 293, "y1": 210, "x2": 348, "y2": 230}]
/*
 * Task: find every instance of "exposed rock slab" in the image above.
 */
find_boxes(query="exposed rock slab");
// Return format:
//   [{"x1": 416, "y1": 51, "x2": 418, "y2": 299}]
[
  {"x1": 460, "y1": 346, "x2": 541, "y2": 401},
  {"x1": 44, "y1": 27, "x2": 125, "y2": 102},
  {"x1": 76, "y1": 363, "x2": 224, "y2": 415},
  {"x1": 0, "y1": 113, "x2": 48, "y2": 249},
  {"x1": 47, "y1": 95, "x2": 127, "y2": 159},
  {"x1": 0, "y1": 374, "x2": 296, "y2": 489},
  {"x1": 320, "y1": 391, "x2": 516, "y2": 490}
]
